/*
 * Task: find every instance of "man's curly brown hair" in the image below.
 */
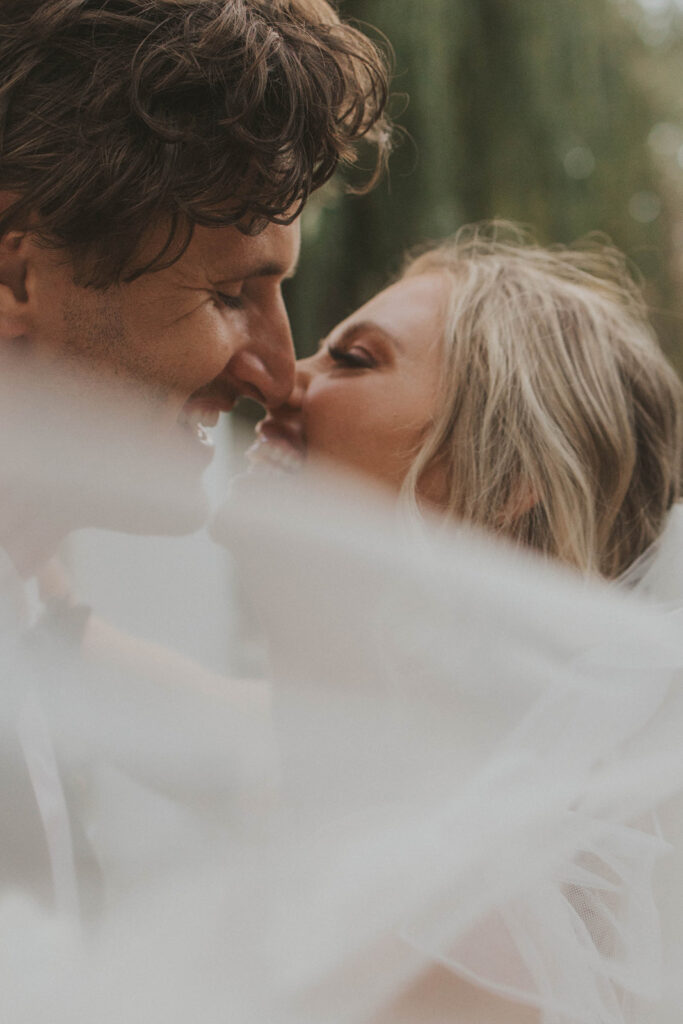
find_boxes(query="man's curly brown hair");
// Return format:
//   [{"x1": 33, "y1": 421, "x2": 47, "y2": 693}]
[{"x1": 0, "y1": 0, "x2": 391, "y2": 286}]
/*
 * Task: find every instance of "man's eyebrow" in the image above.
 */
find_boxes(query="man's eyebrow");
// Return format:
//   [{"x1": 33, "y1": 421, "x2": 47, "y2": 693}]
[
  {"x1": 215, "y1": 258, "x2": 299, "y2": 285},
  {"x1": 318, "y1": 321, "x2": 404, "y2": 353},
  {"x1": 251, "y1": 259, "x2": 299, "y2": 280}
]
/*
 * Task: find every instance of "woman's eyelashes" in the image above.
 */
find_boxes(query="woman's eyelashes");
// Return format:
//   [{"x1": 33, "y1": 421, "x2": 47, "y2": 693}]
[{"x1": 326, "y1": 343, "x2": 376, "y2": 369}]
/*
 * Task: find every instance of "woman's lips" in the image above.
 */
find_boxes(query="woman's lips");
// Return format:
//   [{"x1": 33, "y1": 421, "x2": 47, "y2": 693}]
[
  {"x1": 247, "y1": 419, "x2": 305, "y2": 473},
  {"x1": 246, "y1": 439, "x2": 304, "y2": 473}
]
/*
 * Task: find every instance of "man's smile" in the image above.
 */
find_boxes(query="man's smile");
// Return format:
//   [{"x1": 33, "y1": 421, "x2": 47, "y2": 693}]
[{"x1": 177, "y1": 400, "x2": 226, "y2": 447}]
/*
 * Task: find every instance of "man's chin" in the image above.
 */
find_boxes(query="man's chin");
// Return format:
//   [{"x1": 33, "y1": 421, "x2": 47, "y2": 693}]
[
  {"x1": 108, "y1": 488, "x2": 211, "y2": 538},
  {"x1": 87, "y1": 455, "x2": 212, "y2": 537},
  {"x1": 0, "y1": 370, "x2": 219, "y2": 545}
]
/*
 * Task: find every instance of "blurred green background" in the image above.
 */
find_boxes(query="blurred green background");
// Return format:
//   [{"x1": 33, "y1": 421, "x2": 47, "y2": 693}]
[{"x1": 284, "y1": 0, "x2": 683, "y2": 372}]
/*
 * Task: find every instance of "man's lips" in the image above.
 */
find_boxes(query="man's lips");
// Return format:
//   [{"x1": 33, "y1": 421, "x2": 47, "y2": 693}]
[
  {"x1": 178, "y1": 398, "x2": 233, "y2": 446},
  {"x1": 176, "y1": 401, "x2": 227, "y2": 446}
]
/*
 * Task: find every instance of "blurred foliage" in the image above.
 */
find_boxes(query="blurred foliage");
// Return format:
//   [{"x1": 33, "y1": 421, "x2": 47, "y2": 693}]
[{"x1": 284, "y1": 0, "x2": 683, "y2": 372}]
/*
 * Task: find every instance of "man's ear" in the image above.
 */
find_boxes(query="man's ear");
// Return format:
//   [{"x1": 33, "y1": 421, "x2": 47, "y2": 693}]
[{"x1": 0, "y1": 231, "x2": 29, "y2": 337}]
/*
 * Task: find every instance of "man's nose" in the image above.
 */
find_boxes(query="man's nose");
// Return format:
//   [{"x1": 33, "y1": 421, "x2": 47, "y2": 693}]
[
  {"x1": 286, "y1": 357, "x2": 314, "y2": 409},
  {"x1": 230, "y1": 306, "x2": 296, "y2": 408},
  {"x1": 262, "y1": 357, "x2": 311, "y2": 420}
]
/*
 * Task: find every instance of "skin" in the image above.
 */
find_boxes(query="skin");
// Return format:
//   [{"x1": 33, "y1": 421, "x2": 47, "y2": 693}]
[
  {"x1": 1, "y1": 219, "x2": 299, "y2": 418},
  {"x1": 254, "y1": 272, "x2": 450, "y2": 502},
  {"x1": 0, "y1": 219, "x2": 300, "y2": 569},
  {"x1": 370, "y1": 963, "x2": 540, "y2": 1024}
]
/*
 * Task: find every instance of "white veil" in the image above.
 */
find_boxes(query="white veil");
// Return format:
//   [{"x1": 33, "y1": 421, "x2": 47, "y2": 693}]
[
  {"x1": 217, "y1": 476, "x2": 683, "y2": 1024},
  {"x1": 2, "y1": 460, "x2": 683, "y2": 1024}
]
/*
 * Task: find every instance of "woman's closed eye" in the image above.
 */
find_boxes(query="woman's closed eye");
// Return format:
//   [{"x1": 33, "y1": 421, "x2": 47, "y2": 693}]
[{"x1": 327, "y1": 343, "x2": 376, "y2": 369}]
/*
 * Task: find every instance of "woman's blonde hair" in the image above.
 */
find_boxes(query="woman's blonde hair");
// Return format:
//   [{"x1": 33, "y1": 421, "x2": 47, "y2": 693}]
[{"x1": 401, "y1": 223, "x2": 683, "y2": 578}]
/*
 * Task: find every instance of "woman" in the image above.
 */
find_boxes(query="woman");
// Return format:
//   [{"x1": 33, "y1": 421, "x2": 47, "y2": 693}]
[
  {"x1": 223, "y1": 225, "x2": 683, "y2": 1024},
  {"x1": 248, "y1": 225, "x2": 682, "y2": 582}
]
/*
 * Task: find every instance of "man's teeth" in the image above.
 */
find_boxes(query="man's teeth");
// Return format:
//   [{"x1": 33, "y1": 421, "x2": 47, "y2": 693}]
[
  {"x1": 179, "y1": 405, "x2": 221, "y2": 440},
  {"x1": 247, "y1": 438, "x2": 304, "y2": 473}
]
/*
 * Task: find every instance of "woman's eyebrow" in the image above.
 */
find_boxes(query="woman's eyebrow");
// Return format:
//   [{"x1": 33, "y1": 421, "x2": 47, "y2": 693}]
[{"x1": 318, "y1": 321, "x2": 404, "y2": 353}]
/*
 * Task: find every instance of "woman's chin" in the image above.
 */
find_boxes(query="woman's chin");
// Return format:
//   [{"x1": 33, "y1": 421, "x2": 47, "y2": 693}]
[{"x1": 210, "y1": 455, "x2": 379, "y2": 552}]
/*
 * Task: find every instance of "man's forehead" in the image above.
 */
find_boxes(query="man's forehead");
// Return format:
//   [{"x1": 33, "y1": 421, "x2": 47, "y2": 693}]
[{"x1": 191, "y1": 221, "x2": 300, "y2": 281}]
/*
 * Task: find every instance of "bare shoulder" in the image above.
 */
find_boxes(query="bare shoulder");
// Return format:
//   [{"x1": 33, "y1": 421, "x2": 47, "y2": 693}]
[{"x1": 370, "y1": 964, "x2": 540, "y2": 1024}]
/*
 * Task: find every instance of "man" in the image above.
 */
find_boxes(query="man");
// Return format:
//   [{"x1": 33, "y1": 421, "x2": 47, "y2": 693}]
[
  {"x1": 0, "y1": 0, "x2": 390, "y2": 918},
  {"x1": 0, "y1": 0, "x2": 390, "y2": 572}
]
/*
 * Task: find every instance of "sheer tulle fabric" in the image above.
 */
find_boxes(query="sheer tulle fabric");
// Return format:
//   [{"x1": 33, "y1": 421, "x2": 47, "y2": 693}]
[
  {"x1": 221, "y1": 480, "x2": 683, "y2": 1024},
  {"x1": 2, "y1": 476, "x2": 683, "y2": 1024}
]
